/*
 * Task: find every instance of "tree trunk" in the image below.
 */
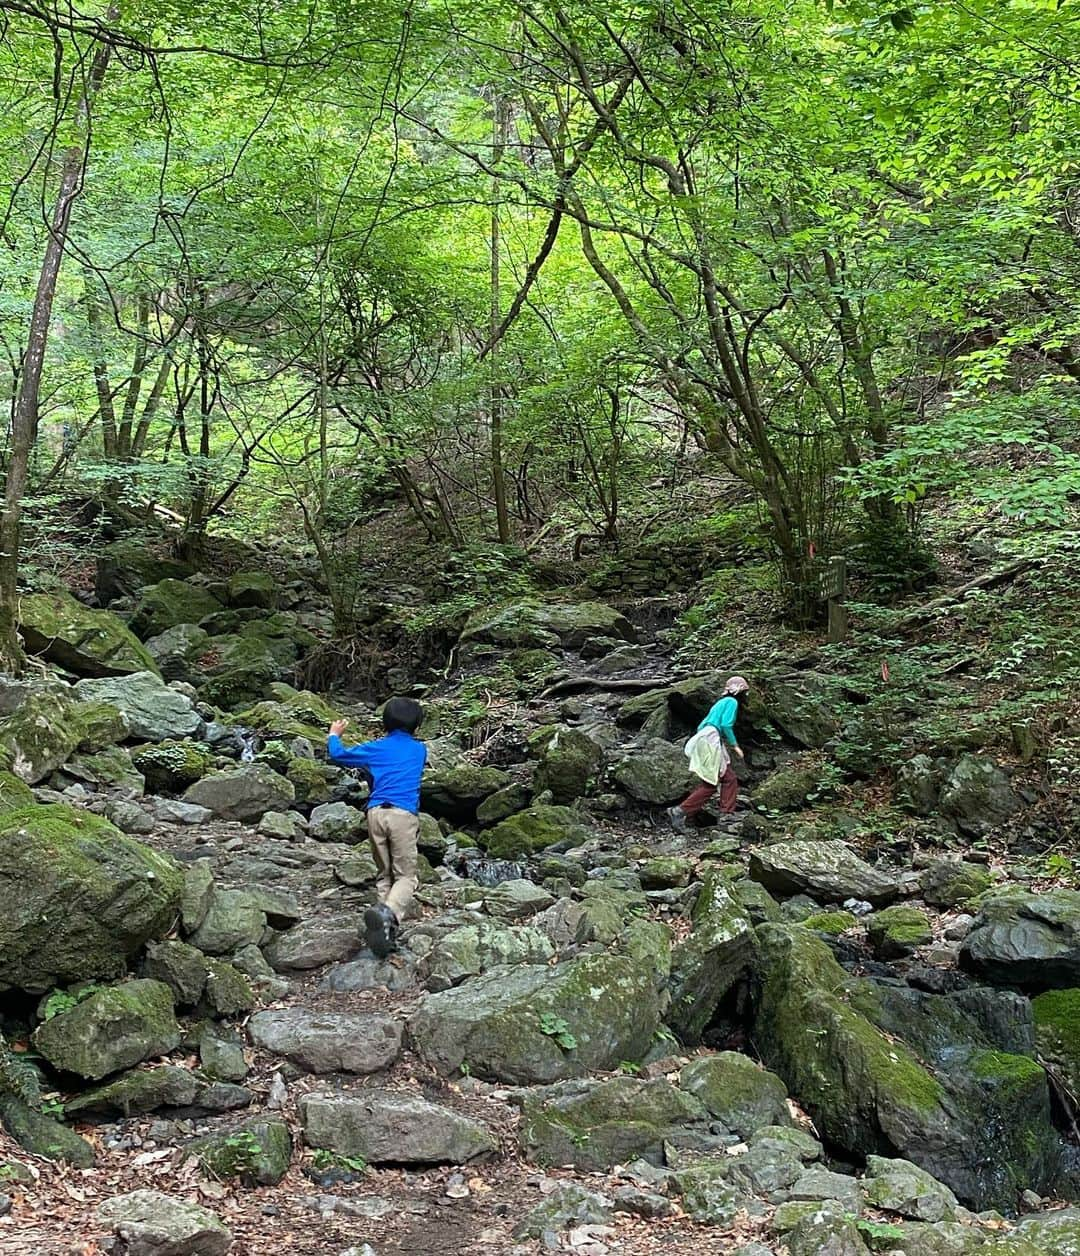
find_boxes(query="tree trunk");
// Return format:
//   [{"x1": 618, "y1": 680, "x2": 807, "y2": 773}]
[
  {"x1": 0, "y1": 32, "x2": 116, "y2": 670},
  {"x1": 489, "y1": 90, "x2": 511, "y2": 545}
]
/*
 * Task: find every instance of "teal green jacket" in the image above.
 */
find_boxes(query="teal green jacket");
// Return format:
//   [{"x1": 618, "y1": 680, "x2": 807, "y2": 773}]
[{"x1": 699, "y1": 695, "x2": 739, "y2": 746}]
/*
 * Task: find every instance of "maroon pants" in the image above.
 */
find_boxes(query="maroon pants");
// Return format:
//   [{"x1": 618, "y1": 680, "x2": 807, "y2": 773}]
[{"x1": 680, "y1": 765, "x2": 738, "y2": 816}]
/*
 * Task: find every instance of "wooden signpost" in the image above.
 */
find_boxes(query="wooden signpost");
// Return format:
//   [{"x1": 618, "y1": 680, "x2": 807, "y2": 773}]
[{"x1": 821, "y1": 555, "x2": 848, "y2": 643}]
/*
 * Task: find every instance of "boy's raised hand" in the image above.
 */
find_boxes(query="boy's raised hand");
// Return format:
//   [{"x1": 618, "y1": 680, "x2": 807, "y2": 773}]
[{"x1": 329, "y1": 719, "x2": 349, "y2": 736}]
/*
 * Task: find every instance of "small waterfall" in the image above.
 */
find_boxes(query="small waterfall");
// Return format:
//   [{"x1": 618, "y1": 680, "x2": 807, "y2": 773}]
[{"x1": 234, "y1": 727, "x2": 261, "y2": 763}]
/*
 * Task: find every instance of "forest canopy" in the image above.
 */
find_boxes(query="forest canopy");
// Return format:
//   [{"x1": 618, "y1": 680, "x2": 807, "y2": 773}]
[{"x1": 1, "y1": 0, "x2": 1078, "y2": 657}]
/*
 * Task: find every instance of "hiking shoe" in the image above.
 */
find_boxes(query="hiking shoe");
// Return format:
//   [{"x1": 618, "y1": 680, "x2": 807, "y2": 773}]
[
  {"x1": 667, "y1": 806, "x2": 691, "y2": 834},
  {"x1": 364, "y1": 903, "x2": 399, "y2": 958}
]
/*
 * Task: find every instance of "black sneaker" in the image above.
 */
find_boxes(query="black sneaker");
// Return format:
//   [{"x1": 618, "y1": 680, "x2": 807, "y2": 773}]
[
  {"x1": 364, "y1": 903, "x2": 399, "y2": 958},
  {"x1": 666, "y1": 806, "x2": 691, "y2": 834}
]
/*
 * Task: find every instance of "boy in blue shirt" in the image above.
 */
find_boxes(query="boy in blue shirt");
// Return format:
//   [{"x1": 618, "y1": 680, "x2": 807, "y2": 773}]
[{"x1": 327, "y1": 697, "x2": 427, "y2": 957}]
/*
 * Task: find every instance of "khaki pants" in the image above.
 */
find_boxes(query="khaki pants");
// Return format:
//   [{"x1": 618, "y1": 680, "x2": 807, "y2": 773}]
[{"x1": 367, "y1": 806, "x2": 419, "y2": 920}]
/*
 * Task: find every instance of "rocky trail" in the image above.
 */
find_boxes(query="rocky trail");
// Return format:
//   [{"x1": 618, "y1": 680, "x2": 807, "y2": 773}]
[{"x1": 2, "y1": 566, "x2": 1080, "y2": 1256}]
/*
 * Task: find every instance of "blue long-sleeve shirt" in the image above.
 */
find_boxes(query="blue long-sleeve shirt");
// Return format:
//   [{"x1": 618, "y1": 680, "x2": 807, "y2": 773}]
[
  {"x1": 326, "y1": 730, "x2": 427, "y2": 813},
  {"x1": 698, "y1": 696, "x2": 739, "y2": 746}
]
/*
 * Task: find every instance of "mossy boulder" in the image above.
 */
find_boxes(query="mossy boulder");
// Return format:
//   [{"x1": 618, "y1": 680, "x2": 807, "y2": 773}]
[
  {"x1": 233, "y1": 688, "x2": 338, "y2": 743},
  {"x1": 533, "y1": 727, "x2": 605, "y2": 803},
  {"x1": 144, "y1": 624, "x2": 210, "y2": 683},
  {"x1": 0, "y1": 686, "x2": 112, "y2": 783},
  {"x1": 754, "y1": 924, "x2": 1065, "y2": 1211},
  {"x1": 188, "y1": 1116, "x2": 292, "y2": 1186},
  {"x1": 520, "y1": 1076, "x2": 710, "y2": 1170},
  {"x1": 679, "y1": 1053, "x2": 791, "y2": 1138},
  {"x1": 33, "y1": 980, "x2": 180, "y2": 1080},
  {"x1": 861, "y1": 1155, "x2": 960, "y2": 1223},
  {"x1": 868, "y1": 906, "x2": 933, "y2": 959},
  {"x1": 203, "y1": 960, "x2": 256, "y2": 1017},
  {"x1": 130, "y1": 579, "x2": 223, "y2": 637},
  {"x1": 132, "y1": 740, "x2": 213, "y2": 794},
  {"x1": 0, "y1": 805, "x2": 181, "y2": 992},
  {"x1": 421, "y1": 742, "x2": 512, "y2": 820},
  {"x1": 920, "y1": 859, "x2": 993, "y2": 909},
  {"x1": 226, "y1": 571, "x2": 278, "y2": 610},
  {"x1": 18, "y1": 590, "x2": 160, "y2": 678},
  {"x1": 613, "y1": 738, "x2": 692, "y2": 805},
  {"x1": 143, "y1": 940, "x2": 209, "y2": 1006},
  {"x1": 752, "y1": 758, "x2": 823, "y2": 813},
  {"x1": 476, "y1": 782, "x2": 531, "y2": 824},
  {"x1": 483, "y1": 804, "x2": 593, "y2": 860},
  {"x1": 1032, "y1": 989, "x2": 1080, "y2": 1094},
  {"x1": 0, "y1": 1096, "x2": 94, "y2": 1167},
  {"x1": 95, "y1": 539, "x2": 195, "y2": 604},
  {"x1": 409, "y1": 949, "x2": 664, "y2": 1084},
  {"x1": 186, "y1": 888, "x2": 267, "y2": 955},
  {"x1": 425, "y1": 920, "x2": 555, "y2": 991},
  {"x1": 757, "y1": 674, "x2": 839, "y2": 749},
  {"x1": 639, "y1": 856, "x2": 695, "y2": 890},
  {"x1": 0, "y1": 771, "x2": 34, "y2": 814},
  {"x1": 668, "y1": 870, "x2": 755, "y2": 1044},
  {"x1": 285, "y1": 756, "x2": 332, "y2": 804},
  {"x1": 460, "y1": 598, "x2": 635, "y2": 651},
  {"x1": 940, "y1": 755, "x2": 1020, "y2": 835},
  {"x1": 195, "y1": 636, "x2": 282, "y2": 710},
  {"x1": 803, "y1": 910, "x2": 857, "y2": 935}
]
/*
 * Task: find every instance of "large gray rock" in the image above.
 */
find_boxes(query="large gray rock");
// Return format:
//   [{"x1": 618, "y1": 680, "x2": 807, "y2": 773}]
[
  {"x1": 130, "y1": 579, "x2": 223, "y2": 637},
  {"x1": 424, "y1": 919, "x2": 554, "y2": 991},
  {"x1": 183, "y1": 763, "x2": 294, "y2": 822},
  {"x1": 186, "y1": 889, "x2": 266, "y2": 955},
  {"x1": 460, "y1": 599, "x2": 635, "y2": 650},
  {"x1": 0, "y1": 684, "x2": 127, "y2": 783},
  {"x1": 75, "y1": 672, "x2": 202, "y2": 741},
  {"x1": 483, "y1": 804, "x2": 593, "y2": 860},
  {"x1": 940, "y1": 754, "x2": 1020, "y2": 834},
  {"x1": 188, "y1": 1115, "x2": 291, "y2": 1187},
  {"x1": 410, "y1": 944, "x2": 664, "y2": 1084},
  {"x1": 247, "y1": 1009, "x2": 402, "y2": 1074},
  {"x1": 0, "y1": 804, "x2": 181, "y2": 992},
  {"x1": 754, "y1": 923, "x2": 1066, "y2": 1211},
  {"x1": 97, "y1": 1189, "x2": 232, "y2": 1256},
  {"x1": 307, "y1": 801, "x2": 364, "y2": 842},
  {"x1": 300, "y1": 1090, "x2": 496, "y2": 1165},
  {"x1": 895, "y1": 754, "x2": 941, "y2": 816},
  {"x1": 66, "y1": 1065, "x2": 251, "y2": 1118},
  {"x1": 145, "y1": 624, "x2": 211, "y2": 683},
  {"x1": 519, "y1": 1075, "x2": 709, "y2": 1170},
  {"x1": 679, "y1": 1053, "x2": 791, "y2": 1138},
  {"x1": 533, "y1": 727, "x2": 605, "y2": 804},
  {"x1": 262, "y1": 916, "x2": 360, "y2": 971},
  {"x1": 613, "y1": 738, "x2": 691, "y2": 805},
  {"x1": 0, "y1": 1093, "x2": 95, "y2": 1166},
  {"x1": 18, "y1": 590, "x2": 160, "y2": 678},
  {"x1": 861, "y1": 1155, "x2": 959, "y2": 1222},
  {"x1": 33, "y1": 980, "x2": 180, "y2": 1081},
  {"x1": 514, "y1": 1182, "x2": 613, "y2": 1239},
  {"x1": 420, "y1": 741, "x2": 512, "y2": 820},
  {"x1": 483, "y1": 880, "x2": 555, "y2": 921},
  {"x1": 960, "y1": 889, "x2": 1080, "y2": 990},
  {"x1": 749, "y1": 840, "x2": 898, "y2": 906},
  {"x1": 668, "y1": 871, "x2": 754, "y2": 1044}
]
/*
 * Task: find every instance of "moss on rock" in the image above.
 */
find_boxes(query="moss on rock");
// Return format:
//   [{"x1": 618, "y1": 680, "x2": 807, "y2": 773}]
[
  {"x1": 132, "y1": 740, "x2": 213, "y2": 794},
  {"x1": 484, "y1": 804, "x2": 592, "y2": 860},
  {"x1": 0, "y1": 804, "x2": 182, "y2": 992},
  {"x1": 33, "y1": 979, "x2": 180, "y2": 1080}
]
